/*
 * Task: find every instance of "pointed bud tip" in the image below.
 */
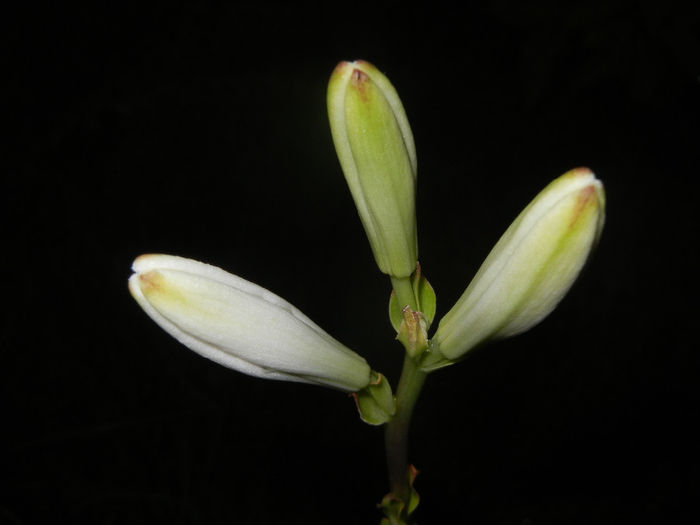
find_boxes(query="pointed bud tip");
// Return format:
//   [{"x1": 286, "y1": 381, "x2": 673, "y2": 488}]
[
  {"x1": 332, "y1": 61, "x2": 351, "y2": 75},
  {"x1": 132, "y1": 253, "x2": 160, "y2": 273},
  {"x1": 560, "y1": 167, "x2": 600, "y2": 187},
  {"x1": 334, "y1": 59, "x2": 369, "y2": 68},
  {"x1": 560, "y1": 166, "x2": 595, "y2": 181},
  {"x1": 332, "y1": 60, "x2": 365, "y2": 77},
  {"x1": 332, "y1": 60, "x2": 378, "y2": 83},
  {"x1": 137, "y1": 270, "x2": 162, "y2": 293},
  {"x1": 568, "y1": 166, "x2": 594, "y2": 177},
  {"x1": 350, "y1": 68, "x2": 371, "y2": 100},
  {"x1": 569, "y1": 185, "x2": 597, "y2": 226},
  {"x1": 350, "y1": 68, "x2": 369, "y2": 84}
]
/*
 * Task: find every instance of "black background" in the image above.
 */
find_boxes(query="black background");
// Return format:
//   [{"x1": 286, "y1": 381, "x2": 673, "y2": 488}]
[{"x1": 4, "y1": 1, "x2": 699, "y2": 524}]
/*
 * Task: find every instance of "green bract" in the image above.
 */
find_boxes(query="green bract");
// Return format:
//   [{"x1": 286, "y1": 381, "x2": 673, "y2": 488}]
[
  {"x1": 430, "y1": 168, "x2": 605, "y2": 367},
  {"x1": 129, "y1": 254, "x2": 374, "y2": 392},
  {"x1": 327, "y1": 60, "x2": 418, "y2": 278},
  {"x1": 354, "y1": 372, "x2": 397, "y2": 425}
]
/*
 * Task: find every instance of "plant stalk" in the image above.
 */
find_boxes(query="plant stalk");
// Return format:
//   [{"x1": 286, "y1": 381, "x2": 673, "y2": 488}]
[
  {"x1": 385, "y1": 355, "x2": 426, "y2": 503},
  {"x1": 384, "y1": 275, "x2": 427, "y2": 522}
]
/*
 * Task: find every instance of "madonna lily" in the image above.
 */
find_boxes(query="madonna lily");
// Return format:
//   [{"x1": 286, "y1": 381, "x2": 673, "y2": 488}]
[
  {"x1": 429, "y1": 168, "x2": 605, "y2": 367},
  {"x1": 327, "y1": 60, "x2": 418, "y2": 278},
  {"x1": 129, "y1": 254, "x2": 373, "y2": 392}
]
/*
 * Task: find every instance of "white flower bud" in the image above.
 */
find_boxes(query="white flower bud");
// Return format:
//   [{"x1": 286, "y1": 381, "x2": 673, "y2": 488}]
[
  {"x1": 129, "y1": 254, "x2": 372, "y2": 391},
  {"x1": 432, "y1": 168, "x2": 605, "y2": 363}
]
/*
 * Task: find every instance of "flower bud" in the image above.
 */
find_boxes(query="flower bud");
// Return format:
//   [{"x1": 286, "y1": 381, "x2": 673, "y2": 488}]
[
  {"x1": 327, "y1": 60, "x2": 417, "y2": 278},
  {"x1": 129, "y1": 254, "x2": 372, "y2": 392},
  {"x1": 432, "y1": 168, "x2": 605, "y2": 363}
]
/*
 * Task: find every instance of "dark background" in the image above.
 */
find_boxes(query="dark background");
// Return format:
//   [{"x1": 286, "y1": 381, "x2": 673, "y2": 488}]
[{"x1": 4, "y1": 1, "x2": 699, "y2": 524}]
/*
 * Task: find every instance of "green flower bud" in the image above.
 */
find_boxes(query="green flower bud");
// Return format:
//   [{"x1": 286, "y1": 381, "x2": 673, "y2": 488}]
[
  {"x1": 129, "y1": 254, "x2": 373, "y2": 392},
  {"x1": 431, "y1": 168, "x2": 605, "y2": 364},
  {"x1": 327, "y1": 60, "x2": 418, "y2": 278}
]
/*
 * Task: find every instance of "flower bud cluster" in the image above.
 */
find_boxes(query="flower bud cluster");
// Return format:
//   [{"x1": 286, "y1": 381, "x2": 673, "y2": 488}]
[{"x1": 128, "y1": 60, "x2": 605, "y2": 426}]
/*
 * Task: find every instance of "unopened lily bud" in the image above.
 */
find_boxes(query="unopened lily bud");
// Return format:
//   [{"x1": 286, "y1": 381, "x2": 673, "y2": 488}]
[
  {"x1": 129, "y1": 254, "x2": 372, "y2": 392},
  {"x1": 327, "y1": 60, "x2": 417, "y2": 278},
  {"x1": 432, "y1": 168, "x2": 605, "y2": 364}
]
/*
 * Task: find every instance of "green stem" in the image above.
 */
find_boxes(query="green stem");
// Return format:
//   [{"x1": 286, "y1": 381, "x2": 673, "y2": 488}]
[
  {"x1": 385, "y1": 355, "x2": 426, "y2": 506},
  {"x1": 390, "y1": 275, "x2": 417, "y2": 312},
  {"x1": 385, "y1": 275, "x2": 427, "y2": 523}
]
